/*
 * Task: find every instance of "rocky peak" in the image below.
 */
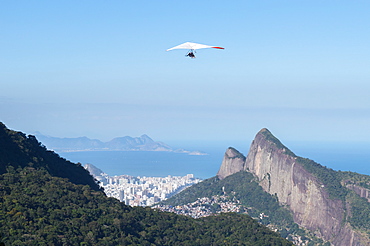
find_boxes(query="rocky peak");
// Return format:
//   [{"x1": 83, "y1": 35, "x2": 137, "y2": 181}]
[
  {"x1": 140, "y1": 134, "x2": 153, "y2": 142},
  {"x1": 254, "y1": 128, "x2": 296, "y2": 157},
  {"x1": 216, "y1": 128, "x2": 368, "y2": 246},
  {"x1": 217, "y1": 147, "x2": 246, "y2": 180}
]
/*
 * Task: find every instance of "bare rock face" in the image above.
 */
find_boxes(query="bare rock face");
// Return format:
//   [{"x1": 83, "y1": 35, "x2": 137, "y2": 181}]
[
  {"x1": 217, "y1": 147, "x2": 246, "y2": 180},
  {"x1": 217, "y1": 128, "x2": 368, "y2": 246},
  {"x1": 346, "y1": 184, "x2": 370, "y2": 202}
]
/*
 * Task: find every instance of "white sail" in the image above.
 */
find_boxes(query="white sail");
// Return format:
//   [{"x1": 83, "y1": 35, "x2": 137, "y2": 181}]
[{"x1": 166, "y1": 42, "x2": 224, "y2": 51}]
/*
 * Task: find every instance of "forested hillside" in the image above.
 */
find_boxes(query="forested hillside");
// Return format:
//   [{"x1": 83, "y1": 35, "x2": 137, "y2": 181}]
[
  {"x1": 0, "y1": 122, "x2": 100, "y2": 191},
  {"x1": 0, "y1": 167, "x2": 294, "y2": 245},
  {"x1": 162, "y1": 171, "x2": 330, "y2": 245},
  {"x1": 0, "y1": 122, "x2": 293, "y2": 245},
  {"x1": 162, "y1": 171, "x2": 293, "y2": 224},
  {"x1": 169, "y1": 128, "x2": 370, "y2": 245}
]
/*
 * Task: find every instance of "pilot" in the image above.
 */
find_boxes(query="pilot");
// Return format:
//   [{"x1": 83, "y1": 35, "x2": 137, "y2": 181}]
[{"x1": 186, "y1": 51, "x2": 196, "y2": 58}]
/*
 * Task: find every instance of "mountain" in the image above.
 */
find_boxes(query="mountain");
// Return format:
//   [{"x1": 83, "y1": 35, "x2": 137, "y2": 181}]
[
  {"x1": 163, "y1": 128, "x2": 370, "y2": 245},
  {"x1": 34, "y1": 133, "x2": 204, "y2": 155},
  {"x1": 217, "y1": 128, "x2": 370, "y2": 246},
  {"x1": 105, "y1": 134, "x2": 172, "y2": 151},
  {"x1": 33, "y1": 132, "x2": 105, "y2": 151},
  {"x1": 160, "y1": 171, "x2": 325, "y2": 245},
  {"x1": 84, "y1": 163, "x2": 110, "y2": 185},
  {"x1": 216, "y1": 147, "x2": 246, "y2": 180},
  {"x1": 84, "y1": 163, "x2": 105, "y2": 177},
  {"x1": 0, "y1": 122, "x2": 293, "y2": 245},
  {"x1": 0, "y1": 122, "x2": 100, "y2": 191}
]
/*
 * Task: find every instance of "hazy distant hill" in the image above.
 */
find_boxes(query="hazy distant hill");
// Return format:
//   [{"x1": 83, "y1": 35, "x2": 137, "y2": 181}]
[
  {"x1": 104, "y1": 134, "x2": 172, "y2": 151},
  {"x1": 84, "y1": 163, "x2": 105, "y2": 177},
  {"x1": 34, "y1": 132, "x2": 205, "y2": 155},
  {"x1": 34, "y1": 132, "x2": 105, "y2": 151}
]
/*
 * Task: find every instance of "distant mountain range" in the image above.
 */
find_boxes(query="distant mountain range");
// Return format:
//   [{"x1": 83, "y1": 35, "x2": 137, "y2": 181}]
[{"x1": 34, "y1": 132, "x2": 206, "y2": 155}]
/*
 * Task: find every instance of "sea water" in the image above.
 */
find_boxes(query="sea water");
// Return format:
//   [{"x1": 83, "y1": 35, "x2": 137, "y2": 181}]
[
  {"x1": 60, "y1": 141, "x2": 370, "y2": 179},
  {"x1": 286, "y1": 141, "x2": 370, "y2": 175},
  {"x1": 61, "y1": 149, "x2": 224, "y2": 179}
]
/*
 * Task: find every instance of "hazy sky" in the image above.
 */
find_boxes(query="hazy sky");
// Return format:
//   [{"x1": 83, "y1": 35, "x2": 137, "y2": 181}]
[{"x1": 2, "y1": 1, "x2": 370, "y2": 145}]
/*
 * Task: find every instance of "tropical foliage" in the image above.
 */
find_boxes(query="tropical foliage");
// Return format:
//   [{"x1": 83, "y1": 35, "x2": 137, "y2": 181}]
[
  {"x1": 0, "y1": 167, "x2": 293, "y2": 245},
  {"x1": 162, "y1": 171, "x2": 293, "y2": 226},
  {"x1": 0, "y1": 122, "x2": 100, "y2": 190},
  {"x1": 162, "y1": 171, "x2": 329, "y2": 245},
  {"x1": 0, "y1": 122, "x2": 293, "y2": 245}
]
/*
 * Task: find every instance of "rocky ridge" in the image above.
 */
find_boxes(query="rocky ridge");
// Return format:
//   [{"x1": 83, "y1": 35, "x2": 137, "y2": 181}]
[
  {"x1": 216, "y1": 147, "x2": 246, "y2": 180},
  {"x1": 217, "y1": 128, "x2": 369, "y2": 246}
]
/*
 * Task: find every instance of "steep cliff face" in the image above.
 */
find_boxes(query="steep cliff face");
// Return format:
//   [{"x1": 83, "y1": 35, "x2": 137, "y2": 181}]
[
  {"x1": 217, "y1": 147, "x2": 246, "y2": 179},
  {"x1": 346, "y1": 184, "x2": 370, "y2": 202},
  {"x1": 217, "y1": 128, "x2": 368, "y2": 246}
]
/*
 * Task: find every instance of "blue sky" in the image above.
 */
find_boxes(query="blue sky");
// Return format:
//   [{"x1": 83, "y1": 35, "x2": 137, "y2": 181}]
[{"x1": 1, "y1": 1, "x2": 370, "y2": 147}]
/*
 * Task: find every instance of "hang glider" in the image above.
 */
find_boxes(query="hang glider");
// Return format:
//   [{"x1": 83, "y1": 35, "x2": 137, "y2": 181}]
[{"x1": 166, "y1": 42, "x2": 224, "y2": 58}]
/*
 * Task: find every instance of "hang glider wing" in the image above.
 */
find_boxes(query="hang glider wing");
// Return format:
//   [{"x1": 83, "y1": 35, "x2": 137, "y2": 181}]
[{"x1": 166, "y1": 42, "x2": 224, "y2": 51}]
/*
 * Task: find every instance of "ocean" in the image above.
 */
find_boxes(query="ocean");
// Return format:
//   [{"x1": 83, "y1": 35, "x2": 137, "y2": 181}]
[
  {"x1": 61, "y1": 150, "x2": 222, "y2": 179},
  {"x1": 286, "y1": 141, "x2": 370, "y2": 176},
  {"x1": 59, "y1": 141, "x2": 370, "y2": 179}
]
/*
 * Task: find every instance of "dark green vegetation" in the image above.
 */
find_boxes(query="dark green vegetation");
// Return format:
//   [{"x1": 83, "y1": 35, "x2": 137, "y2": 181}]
[
  {"x1": 261, "y1": 128, "x2": 347, "y2": 201},
  {"x1": 261, "y1": 129, "x2": 346, "y2": 200},
  {"x1": 0, "y1": 167, "x2": 293, "y2": 245},
  {"x1": 296, "y1": 160, "x2": 370, "y2": 235},
  {"x1": 339, "y1": 171, "x2": 370, "y2": 232},
  {"x1": 165, "y1": 129, "x2": 370, "y2": 244},
  {"x1": 259, "y1": 128, "x2": 295, "y2": 157},
  {"x1": 0, "y1": 122, "x2": 293, "y2": 245},
  {"x1": 261, "y1": 128, "x2": 370, "y2": 233},
  {"x1": 346, "y1": 191, "x2": 370, "y2": 231},
  {"x1": 0, "y1": 122, "x2": 100, "y2": 191},
  {"x1": 340, "y1": 171, "x2": 370, "y2": 190},
  {"x1": 162, "y1": 171, "x2": 328, "y2": 245},
  {"x1": 296, "y1": 157, "x2": 348, "y2": 201},
  {"x1": 163, "y1": 172, "x2": 293, "y2": 226}
]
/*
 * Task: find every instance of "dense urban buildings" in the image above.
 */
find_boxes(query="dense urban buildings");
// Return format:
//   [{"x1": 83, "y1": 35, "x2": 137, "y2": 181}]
[{"x1": 95, "y1": 172, "x2": 202, "y2": 206}]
